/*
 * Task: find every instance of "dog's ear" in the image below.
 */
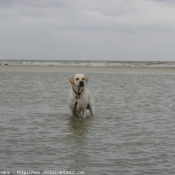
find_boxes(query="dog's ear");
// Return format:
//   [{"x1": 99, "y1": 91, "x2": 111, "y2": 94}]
[
  {"x1": 69, "y1": 74, "x2": 75, "y2": 85},
  {"x1": 84, "y1": 75, "x2": 89, "y2": 83}
]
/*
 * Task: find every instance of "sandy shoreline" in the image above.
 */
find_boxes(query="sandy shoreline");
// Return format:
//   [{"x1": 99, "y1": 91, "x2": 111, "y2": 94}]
[{"x1": 0, "y1": 65, "x2": 175, "y2": 74}]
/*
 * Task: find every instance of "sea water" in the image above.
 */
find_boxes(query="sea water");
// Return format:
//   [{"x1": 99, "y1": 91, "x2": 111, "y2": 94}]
[{"x1": 0, "y1": 72, "x2": 175, "y2": 175}]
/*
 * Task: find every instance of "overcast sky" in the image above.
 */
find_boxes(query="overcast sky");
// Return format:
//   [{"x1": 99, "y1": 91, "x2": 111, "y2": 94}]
[{"x1": 0, "y1": 0, "x2": 175, "y2": 61}]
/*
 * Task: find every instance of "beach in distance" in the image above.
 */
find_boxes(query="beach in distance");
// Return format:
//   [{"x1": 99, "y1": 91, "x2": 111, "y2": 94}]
[
  {"x1": 0, "y1": 60, "x2": 175, "y2": 74},
  {"x1": 1, "y1": 65, "x2": 175, "y2": 74}
]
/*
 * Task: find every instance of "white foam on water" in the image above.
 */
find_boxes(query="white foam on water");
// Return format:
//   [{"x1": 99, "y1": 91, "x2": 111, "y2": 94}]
[{"x1": 1, "y1": 60, "x2": 175, "y2": 68}]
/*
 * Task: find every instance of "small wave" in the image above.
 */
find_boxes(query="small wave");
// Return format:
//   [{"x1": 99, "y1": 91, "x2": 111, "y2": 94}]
[{"x1": 1, "y1": 60, "x2": 175, "y2": 68}]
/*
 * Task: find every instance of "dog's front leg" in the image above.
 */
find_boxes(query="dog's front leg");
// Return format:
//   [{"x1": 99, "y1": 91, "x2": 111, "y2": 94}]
[
  {"x1": 82, "y1": 109, "x2": 86, "y2": 118},
  {"x1": 71, "y1": 109, "x2": 76, "y2": 118}
]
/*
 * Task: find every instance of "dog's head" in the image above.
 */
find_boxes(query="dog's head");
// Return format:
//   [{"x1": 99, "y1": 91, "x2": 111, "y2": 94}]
[{"x1": 69, "y1": 74, "x2": 89, "y2": 87}]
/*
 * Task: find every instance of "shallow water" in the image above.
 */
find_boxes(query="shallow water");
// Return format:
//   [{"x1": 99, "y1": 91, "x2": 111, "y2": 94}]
[{"x1": 0, "y1": 72, "x2": 175, "y2": 175}]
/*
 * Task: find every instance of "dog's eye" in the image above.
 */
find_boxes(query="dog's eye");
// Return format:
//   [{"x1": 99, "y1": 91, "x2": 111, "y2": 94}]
[
  {"x1": 82, "y1": 78, "x2": 85, "y2": 80},
  {"x1": 76, "y1": 78, "x2": 79, "y2": 81}
]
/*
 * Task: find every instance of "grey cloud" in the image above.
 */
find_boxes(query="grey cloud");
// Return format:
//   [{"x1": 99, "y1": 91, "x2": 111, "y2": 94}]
[
  {"x1": 0, "y1": 0, "x2": 69, "y2": 8},
  {"x1": 150, "y1": 0, "x2": 175, "y2": 3},
  {"x1": 0, "y1": 0, "x2": 175, "y2": 61},
  {"x1": 0, "y1": 0, "x2": 14, "y2": 8}
]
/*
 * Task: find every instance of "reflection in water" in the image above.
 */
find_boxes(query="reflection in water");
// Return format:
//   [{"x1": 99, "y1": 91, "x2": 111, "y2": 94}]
[
  {"x1": 68, "y1": 118, "x2": 89, "y2": 137},
  {"x1": 67, "y1": 119, "x2": 91, "y2": 172}
]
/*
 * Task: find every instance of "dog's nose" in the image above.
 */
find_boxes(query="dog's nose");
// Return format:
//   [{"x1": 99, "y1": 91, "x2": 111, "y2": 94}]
[{"x1": 79, "y1": 81, "x2": 84, "y2": 87}]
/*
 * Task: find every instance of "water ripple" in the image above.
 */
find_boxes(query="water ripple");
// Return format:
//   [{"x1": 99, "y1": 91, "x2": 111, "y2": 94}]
[{"x1": 0, "y1": 72, "x2": 175, "y2": 174}]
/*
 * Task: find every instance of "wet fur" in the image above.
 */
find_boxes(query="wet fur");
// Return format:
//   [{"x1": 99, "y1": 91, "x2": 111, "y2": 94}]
[{"x1": 68, "y1": 74, "x2": 95, "y2": 118}]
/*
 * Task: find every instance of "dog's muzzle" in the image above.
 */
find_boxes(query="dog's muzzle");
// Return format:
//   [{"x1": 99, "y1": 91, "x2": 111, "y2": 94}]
[{"x1": 79, "y1": 81, "x2": 84, "y2": 87}]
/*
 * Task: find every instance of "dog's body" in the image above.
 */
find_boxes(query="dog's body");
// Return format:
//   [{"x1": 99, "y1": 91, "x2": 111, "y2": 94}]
[{"x1": 68, "y1": 74, "x2": 94, "y2": 118}]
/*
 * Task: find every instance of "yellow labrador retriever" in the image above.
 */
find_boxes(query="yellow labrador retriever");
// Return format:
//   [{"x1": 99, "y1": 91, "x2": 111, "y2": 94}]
[{"x1": 68, "y1": 74, "x2": 94, "y2": 118}]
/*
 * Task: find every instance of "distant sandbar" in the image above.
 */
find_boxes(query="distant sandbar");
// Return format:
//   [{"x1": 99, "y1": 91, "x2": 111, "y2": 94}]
[{"x1": 0, "y1": 65, "x2": 175, "y2": 74}]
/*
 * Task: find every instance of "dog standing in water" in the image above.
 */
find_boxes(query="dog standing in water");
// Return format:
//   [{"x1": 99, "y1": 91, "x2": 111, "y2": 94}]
[{"x1": 68, "y1": 74, "x2": 95, "y2": 118}]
